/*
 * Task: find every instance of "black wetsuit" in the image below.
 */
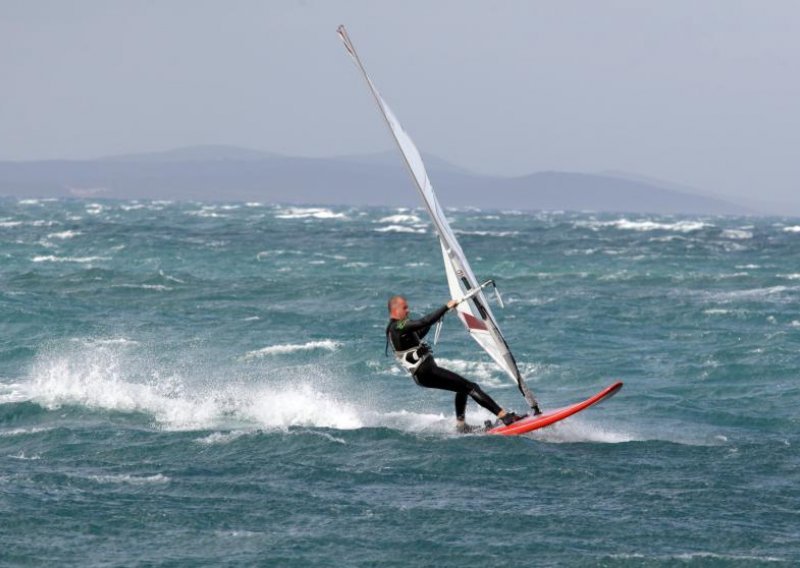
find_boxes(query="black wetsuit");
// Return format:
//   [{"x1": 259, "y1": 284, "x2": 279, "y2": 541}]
[{"x1": 386, "y1": 305, "x2": 502, "y2": 420}]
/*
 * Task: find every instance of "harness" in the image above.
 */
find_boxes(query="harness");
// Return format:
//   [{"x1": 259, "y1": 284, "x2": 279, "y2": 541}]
[
  {"x1": 386, "y1": 320, "x2": 431, "y2": 375},
  {"x1": 392, "y1": 343, "x2": 431, "y2": 374}
]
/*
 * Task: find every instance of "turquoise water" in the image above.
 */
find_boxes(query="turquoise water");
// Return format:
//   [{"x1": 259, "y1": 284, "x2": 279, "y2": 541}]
[{"x1": 1, "y1": 198, "x2": 798, "y2": 566}]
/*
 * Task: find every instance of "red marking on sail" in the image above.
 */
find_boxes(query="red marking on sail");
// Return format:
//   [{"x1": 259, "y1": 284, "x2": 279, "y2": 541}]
[{"x1": 461, "y1": 312, "x2": 488, "y2": 331}]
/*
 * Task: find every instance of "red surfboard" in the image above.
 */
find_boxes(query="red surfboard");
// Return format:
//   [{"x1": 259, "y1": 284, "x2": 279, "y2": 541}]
[{"x1": 487, "y1": 381, "x2": 623, "y2": 436}]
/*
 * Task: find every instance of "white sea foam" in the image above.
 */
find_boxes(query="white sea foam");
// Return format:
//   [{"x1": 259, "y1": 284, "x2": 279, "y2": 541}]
[
  {"x1": 32, "y1": 255, "x2": 110, "y2": 263},
  {"x1": 47, "y1": 230, "x2": 81, "y2": 240},
  {"x1": 275, "y1": 207, "x2": 347, "y2": 220},
  {"x1": 87, "y1": 473, "x2": 170, "y2": 485},
  {"x1": 454, "y1": 230, "x2": 520, "y2": 237},
  {"x1": 25, "y1": 350, "x2": 220, "y2": 430},
  {"x1": 435, "y1": 358, "x2": 507, "y2": 384},
  {"x1": 374, "y1": 225, "x2": 426, "y2": 234},
  {"x1": 377, "y1": 214, "x2": 423, "y2": 224},
  {"x1": 434, "y1": 358, "x2": 546, "y2": 388},
  {"x1": 71, "y1": 337, "x2": 140, "y2": 346},
  {"x1": 13, "y1": 342, "x2": 643, "y2": 442},
  {"x1": 196, "y1": 431, "x2": 248, "y2": 445},
  {"x1": 0, "y1": 426, "x2": 53, "y2": 437},
  {"x1": 112, "y1": 284, "x2": 172, "y2": 292},
  {"x1": 578, "y1": 219, "x2": 711, "y2": 232},
  {"x1": 609, "y1": 552, "x2": 784, "y2": 562},
  {"x1": 242, "y1": 383, "x2": 364, "y2": 429},
  {"x1": 243, "y1": 340, "x2": 341, "y2": 359},
  {"x1": 707, "y1": 285, "x2": 794, "y2": 303},
  {"x1": 0, "y1": 220, "x2": 24, "y2": 228},
  {"x1": 13, "y1": 342, "x2": 456, "y2": 434},
  {"x1": 526, "y1": 418, "x2": 638, "y2": 444},
  {"x1": 158, "y1": 270, "x2": 185, "y2": 284},
  {"x1": 721, "y1": 229, "x2": 753, "y2": 240},
  {"x1": 782, "y1": 225, "x2": 800, "y2": 233},
  {"x1": 703, "y1": 308, "x2": 731, "y2": 315},
  {"x1": 187, "y1": 209, "x2": 225, "y2": 218},
  {"x1": 7, "y1": 452, "x2": 41, "y2": 460}
]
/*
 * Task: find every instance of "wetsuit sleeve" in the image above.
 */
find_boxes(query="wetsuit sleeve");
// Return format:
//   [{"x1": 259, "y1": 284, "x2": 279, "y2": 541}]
[{"x1": 401, "y1": 305, "x2": 449, "y2": 336}]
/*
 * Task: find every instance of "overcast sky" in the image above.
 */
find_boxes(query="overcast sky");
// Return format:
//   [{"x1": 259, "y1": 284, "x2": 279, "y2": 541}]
[{"x1": 1, "y1": 1, "x2": 798, "y2": 207}]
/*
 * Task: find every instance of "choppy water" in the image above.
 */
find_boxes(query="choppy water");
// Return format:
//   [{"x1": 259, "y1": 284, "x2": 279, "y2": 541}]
[{"x1": 1, "y1": 198, "x2": 798, "y2": 566}]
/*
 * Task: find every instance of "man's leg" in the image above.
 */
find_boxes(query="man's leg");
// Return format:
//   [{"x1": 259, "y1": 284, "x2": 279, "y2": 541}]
[
  {"x1": 455, "y1": 392, "x2": 468, "y2": 421},
  {"x1": 415, "y1": 364, "x2": 502, "y2": 416}
]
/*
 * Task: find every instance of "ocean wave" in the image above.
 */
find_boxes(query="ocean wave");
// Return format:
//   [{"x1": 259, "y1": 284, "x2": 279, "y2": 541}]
[
  {"x1": 32, "y1": 255, "x2": 110, "y2": 263},
  {"x1": 275, "y1": 207, "x2": 347, "y2": 220},
  {"x1": 377, "y1": 214, "x2": 423, "y2": 224},
  {"x1": 454, "y1": 230, "x2": 520, "y2": 237},
  {"x1": 13, "y1": 343, "x2": 487, "y2": 435},
  {"x1": 578, "y1": 219, "x2": 712, "y2": 232},
  {"x1": 86, "y1": 473, "x2": 170, "y2": 485},
  {"x1": 374, "y1": 225, "x2": 426, "y2": 234},
  {"x1": 782, "y1": 225, "x2": 800, "y2": 233},
  {"x1": 609, "y1": 552, "x2": 785, "y2": 563},
  {"x1": 721, "y1": 229, "x2": 753, "y2": 240},
  {"x1": 47, "y1": 230, "x2": 81, "y2": 240},
  {"x1": 195, "y1": 431, "x2": 249, "y2": 445},
  {"x1": 243, "y1": 340, "x2": 341, "y2": 359},
  {"x1": 0, "y1": 426, "x2": 53, "y2": 437},
  {"x1": 71, "y1": 337, "x2": 140, "y2": 346},
  {"x1": 704, "y1": 285, "x2": 796, "y2": 303},
  {"x1": 2, "y1": 219, "x2": 59, "y2": 228},
  {"x1": 187, "y1": 209, "x2": 227, "y2": 218},
  {"x1": 7, "y1": 452, "x2": 42, "y2": 460}
]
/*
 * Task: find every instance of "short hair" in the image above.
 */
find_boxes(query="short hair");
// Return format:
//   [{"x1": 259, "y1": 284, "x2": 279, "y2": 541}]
[{"x1": 387, "y1": 295, "x2": 405, "y2": 313}]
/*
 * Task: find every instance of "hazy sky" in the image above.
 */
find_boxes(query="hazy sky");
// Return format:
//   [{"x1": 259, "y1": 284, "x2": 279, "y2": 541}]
[{"x1": 1, "y1": 1, "x2": 798, "y2": 207}]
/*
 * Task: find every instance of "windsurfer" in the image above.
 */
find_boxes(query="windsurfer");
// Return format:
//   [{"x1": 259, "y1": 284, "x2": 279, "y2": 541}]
[{"x1": 386, "y1": 295, "x2": 525, "y2": 432}]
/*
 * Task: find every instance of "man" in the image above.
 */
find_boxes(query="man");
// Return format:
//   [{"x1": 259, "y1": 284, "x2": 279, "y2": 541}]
[{"x1": 386, "y1": 295, "x2": 525, "y2": 433}]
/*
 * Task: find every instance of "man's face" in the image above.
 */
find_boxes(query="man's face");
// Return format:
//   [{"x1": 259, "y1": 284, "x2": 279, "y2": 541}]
[{"x1": 393, "y1": 298, "x2": 409, "y2": 319}]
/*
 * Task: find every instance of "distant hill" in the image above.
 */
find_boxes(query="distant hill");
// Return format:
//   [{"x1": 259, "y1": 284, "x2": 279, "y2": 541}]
[{"x1": 0, "y1": 145, "x2": 751, "y2": 215}]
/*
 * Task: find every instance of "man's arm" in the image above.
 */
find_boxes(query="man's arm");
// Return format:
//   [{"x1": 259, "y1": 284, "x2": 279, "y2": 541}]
[{"x1": 401, "y1": 304, "x2": 450, "y2": 335}]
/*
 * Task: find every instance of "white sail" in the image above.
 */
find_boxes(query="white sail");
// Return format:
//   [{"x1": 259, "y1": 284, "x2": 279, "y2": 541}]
[{"x1": 338, "y1": 25, "x2": 539, "y2": 410}]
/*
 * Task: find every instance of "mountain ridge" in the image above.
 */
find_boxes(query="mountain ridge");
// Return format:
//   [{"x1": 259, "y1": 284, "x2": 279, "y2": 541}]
[{"x1": 0, "y1": 146, "x2": 752, "y2": 215}]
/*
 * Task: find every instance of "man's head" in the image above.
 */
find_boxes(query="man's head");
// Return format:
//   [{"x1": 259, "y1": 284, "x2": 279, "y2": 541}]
[{"x1": 388, "y1": 295, "x2": 409, "y2": 320}]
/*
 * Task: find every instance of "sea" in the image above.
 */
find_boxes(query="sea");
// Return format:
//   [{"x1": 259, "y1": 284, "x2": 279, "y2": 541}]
[{"x1": 0, "y1": 197, "x2": 797, "y2": 566}]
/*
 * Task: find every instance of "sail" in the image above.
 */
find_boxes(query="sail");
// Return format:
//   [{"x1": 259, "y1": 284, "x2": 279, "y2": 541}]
[{"x1": 338, "y1": 25, "x2": 539, "y2": 410}]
